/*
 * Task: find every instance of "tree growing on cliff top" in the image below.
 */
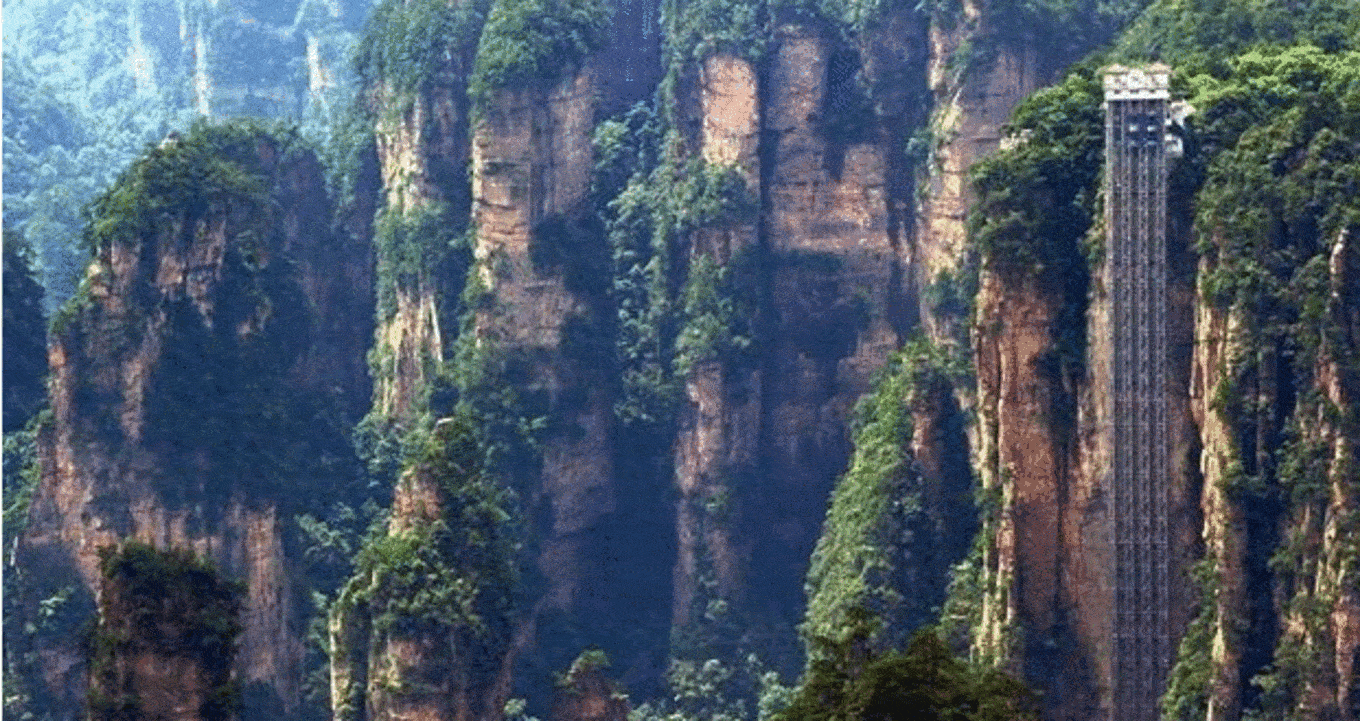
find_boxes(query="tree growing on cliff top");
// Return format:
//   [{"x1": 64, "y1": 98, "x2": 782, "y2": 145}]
[{"x1": 777, "y1": 622, "x2": 1038, "y2": 721}]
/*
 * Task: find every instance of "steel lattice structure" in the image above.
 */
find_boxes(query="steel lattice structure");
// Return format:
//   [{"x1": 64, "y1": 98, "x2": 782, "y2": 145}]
[{"x1": 1104, "y1": 65, "x2": 1172, "y2": 721}]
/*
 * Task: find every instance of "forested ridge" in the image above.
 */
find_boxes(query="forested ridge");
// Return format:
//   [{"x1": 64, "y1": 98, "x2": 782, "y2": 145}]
[{"x1": 3, "y1": 1, "x2": 1358, "y2": 721}]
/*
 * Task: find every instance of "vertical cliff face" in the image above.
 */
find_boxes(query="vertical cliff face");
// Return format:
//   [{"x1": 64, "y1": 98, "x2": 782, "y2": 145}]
[
  {"x1": 914, "y1": 8, "x2": 1053, "y2": 683},
  {"x1": 918, "y1": 0, "x2": 1052, "y2": 678},
  {"x1": 918, "y1": 2, "x2": 1039, "y2": 340},
  {"x1": 1186, "y1": 275, "x2": 1248, "y2": 721},
  {"x1": 671, "y1": 52, "x2": 762, "y2": 629},
  {"x1": 757, "y1": 17, "x2": 927, "y2": 619},
  {"x1": 21, "y1": 123, "x2": 368, "y2": 720},
  {"x1": 369, "y1": 76, "x2": 471, "y2": 419},
  {"x1": 471, "y1": 67, "x2": 613, "y2": 618},
  {"x1": 1315, "y1": 227, "x2": 1360, "y2": 717},
  {"x1": 940, "y1": 55, "x2": 1201, "y2": 718},
  {"x1": 1159, "y1": 49, "x2": 1360, "y2": 721}
]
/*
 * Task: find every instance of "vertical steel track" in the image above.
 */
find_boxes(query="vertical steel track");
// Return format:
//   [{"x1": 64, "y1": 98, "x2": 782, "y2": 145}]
[{"x1": 1105, "y1": 69, "x2": 1171, "y2": 721}]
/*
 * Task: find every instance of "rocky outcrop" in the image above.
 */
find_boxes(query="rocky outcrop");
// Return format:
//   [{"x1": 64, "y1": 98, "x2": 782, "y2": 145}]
[
  {"x1": 1316, "y1": 228, "x2": 1360, "y2": 716},
  {"x1": 88, "y1": 542, "x2": 242, "y2": 721},
  {"x1": 1186, "y1": 264, "x2": 1248, "y2": 721},
  {"x1": 1181, "y1": 227, "x2": 1360, "y2": 721},
  {"x1": 918, "y1": 2, "x2": 1039, "y2": 340},
  {"x1": 330, "y1": 413, "x2": 519, "y2": 721},
  {"x1": 369, "y1": 75, "x2": 470, "y2": 419},
  {"x1": 21, "y1": 126, "x2": 366, "y2": 719}
]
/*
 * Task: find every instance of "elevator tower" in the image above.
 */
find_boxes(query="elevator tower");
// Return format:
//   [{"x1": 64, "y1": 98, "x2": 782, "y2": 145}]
[{"x1": 1104, "y1": 64, "x2": 1173, "y2": 721}]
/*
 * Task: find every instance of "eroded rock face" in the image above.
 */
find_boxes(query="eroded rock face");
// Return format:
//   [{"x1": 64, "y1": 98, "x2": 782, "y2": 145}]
[
  {"x1": 1187, "y1": 259, "x2": 1248, "y2": 721},
  {"x1": 1183, "y1": 228, "x2": 1360, "y2": 721},
  {"x1": 919, "y1": 1, "x2": 1040, "y2": 343},
  {"x1": 925, "y1": 18, "x2": 1209, "y2": 715},
  {"x1": 88, "y1": 543, "x2": 242, "y2": 721},
  {"x1": 1320, "y1": 228, "x2": 1360, "y2": 716},
  {"x1": 370, "y1": 79, "x2": 470, "y2": 419},
  {"x1": 754, "y1": 21, "x2": 926, "y2": 626},
  {"x1": 670, "y1": 53, "x2": 762, "y2": 629},
  {"x1": 472, "y1": 67, "x2": 614, "y2": 619},
  {"x1": 22, "y1": 131, "x2": 366, "y2": 719}
]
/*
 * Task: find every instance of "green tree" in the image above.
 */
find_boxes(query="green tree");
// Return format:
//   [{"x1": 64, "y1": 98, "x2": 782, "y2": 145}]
[
  {"x1": 3, "y1": 231, "x2": 47, "y2": 433},
  {"x1": 779, "y1": 624, "x2": 1039, "y2": 721}
]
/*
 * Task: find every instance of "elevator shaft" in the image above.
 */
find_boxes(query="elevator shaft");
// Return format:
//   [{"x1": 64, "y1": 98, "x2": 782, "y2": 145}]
[{"x1": 1104, "y1": 65, "x2": 1172, "y2": 721}]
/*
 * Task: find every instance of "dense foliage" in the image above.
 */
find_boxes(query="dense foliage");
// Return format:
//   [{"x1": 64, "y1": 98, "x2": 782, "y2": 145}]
[
  {"x1": 597, "y1": 111, "x2": 759, "y2": 425},
  {"x1": 778, "y1": 627, "x2": 1038, "y2": 721},
  {"x1": 1161, "y1": 45, "x2": 1360, "y2": 721},
  {"x1": 3, "y1": 232, "x2": 48, "y2": 433},
  {"x1": 802, "y1": 339, "x2": 974, "y2": 659},
  {"x1": 969, "y1": 69, "x2": 1105, "y2": 279},
  {"x1": 80, "y1": 119, "x2": 296, "y2": 256},
  {"x1": 2, "y1": 56, "x2": 141, "y2": 311},
  {"x1": 1116, "y1": 0, "x2": 1360, "y2": 68},
  {"x1": 373, "y1": 202, "x2": 470, "y2": 322},
  {"x1": 330, "y1": 411, "x2": 520, "y2": 715},
  {"x1": 470, "y1": 0, "x2": 612, "y2": 105},
  {"x1": 354, "y1": 0, "x2": 487, "y2": 100}
]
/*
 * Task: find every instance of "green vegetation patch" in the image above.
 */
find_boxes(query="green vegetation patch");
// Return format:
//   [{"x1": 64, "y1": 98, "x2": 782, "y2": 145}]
[
  {"x1": 1163, "y1": 44, "x2": 1360, "y2": 720},
  {"x1": 801, "y1": 337, "x2": 972, "y2": 659},
  {"x1": 470, "y1": 0, "x2": 611, "y2": 106},
  {"x1": 967, "y1": 65, "x2": 1103, "y2": 429},
  {"x1": 1116, "y1": 0, "x2": 1360, "y2": 69},
  {"x1": 336, "y1": 411, "x2": 519, "y2": 639},
  {"x1": 968, "y1": 68, "x2": 1104, "y2": 279},
  {"x1": 598, "y1": 110, "x2": 759, "y2": 424},
  {"x1": 355, "y1": 0, "x2": 487, "y2": 100},
  {"x1": 82, "y1": 119, "x2": 301, "y2": 257},
  {"x1": 373, "y1": 202, "x2": 468, "y2": 322},
  {"x1": 779, "y1": 627, "x2": 1039, "y2": 721}
]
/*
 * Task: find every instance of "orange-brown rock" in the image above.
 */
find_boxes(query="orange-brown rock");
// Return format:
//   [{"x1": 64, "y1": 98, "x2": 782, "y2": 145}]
[
  {"x1": 21, "y1": 129, "x2": 366, "y2": 719},
  {"x1": 471, "y1": 67, "x2": 612, "y2": 618},
  {"x1": 754, "y1": 20, "x2": 927, "y2": 622},
  {"x1": 671, "y1": 53, "x2": 762, "y2": 628},
  {"x1": 370, "y1": 76, "x2": 470, "y2": 419}
]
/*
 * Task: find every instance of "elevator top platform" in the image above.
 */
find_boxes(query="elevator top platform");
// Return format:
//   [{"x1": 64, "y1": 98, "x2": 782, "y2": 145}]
[{"x1": 1103, "y1": 64, "x2": 1171, "y2": 101}]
